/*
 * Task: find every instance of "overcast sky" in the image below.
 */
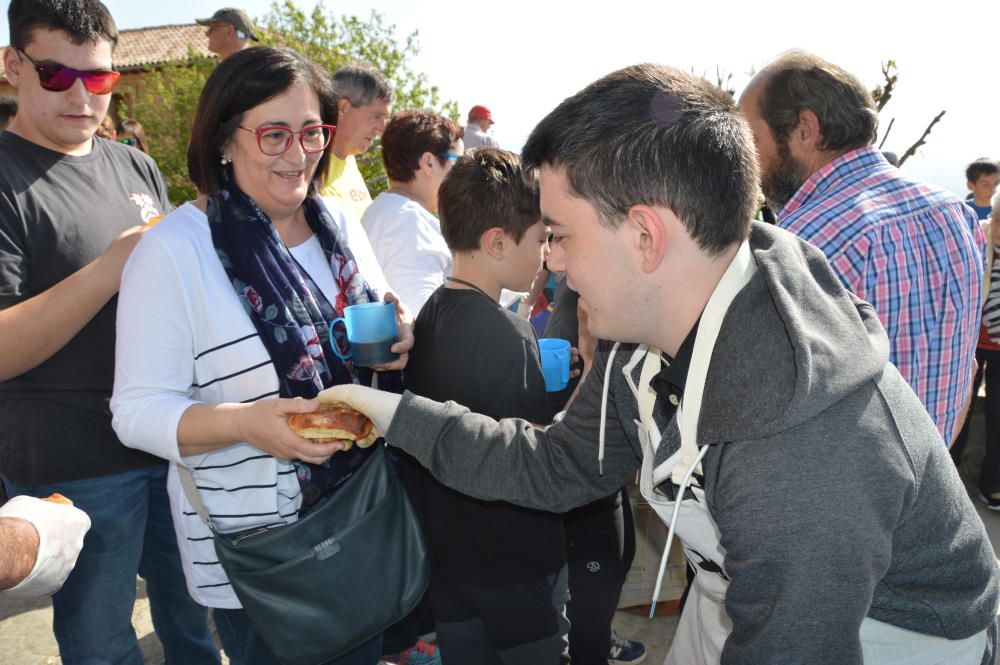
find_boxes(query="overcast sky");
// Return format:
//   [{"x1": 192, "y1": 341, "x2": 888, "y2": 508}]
[{"x1": 3, "y1": 0, "x2": 997, "y2": 197}]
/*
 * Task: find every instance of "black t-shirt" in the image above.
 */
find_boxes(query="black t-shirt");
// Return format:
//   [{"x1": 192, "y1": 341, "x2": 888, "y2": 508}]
[
  {"x1": 401, "y1": 286, "x2": 565, "y2": 582},
  {"x1": 0, "y1": 132, "x2": 170, "y2": 485}
]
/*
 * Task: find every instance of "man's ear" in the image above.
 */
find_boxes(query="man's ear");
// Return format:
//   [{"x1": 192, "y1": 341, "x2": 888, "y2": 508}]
[
  {"x1": 479, "y1": 227, "x2": 507, "y2": 260},
  {"x1": 625, "y1": 204, "x2": 667, "y2": 273},
  {"x1": 3, "y1": 47, "x2": 21, "y2": 87},
  {"x1": 338, "y1": 98, "x2": 351, "y2": 117},
  {"x1": 795, "y1": 108, "x2": 823, "y2": 152}
]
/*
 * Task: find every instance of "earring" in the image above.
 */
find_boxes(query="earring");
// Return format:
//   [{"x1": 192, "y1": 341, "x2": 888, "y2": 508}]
[{"x1": 220, "y1": 155, "x2": 231, "y2": 166}]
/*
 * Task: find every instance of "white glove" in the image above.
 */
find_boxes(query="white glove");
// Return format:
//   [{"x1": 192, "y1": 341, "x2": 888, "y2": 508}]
[
  {"x1": 317, "y1": 384, "x2": 402, "y2": 437},
  {"x1": 0, "y1": 496, "x2": 91, "y2": 599}
]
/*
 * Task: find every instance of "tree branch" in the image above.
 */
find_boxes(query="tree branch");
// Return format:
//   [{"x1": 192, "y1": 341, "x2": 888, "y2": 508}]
[
  {"x1": 897, "y1": 110, "x2": 946, "y2": 167},
  {"x1": 877, "y1": 117, "x2": 895, "y2": 150},
  {"x1": 871, "y1": 61, "x2": 897, "y2": 114}
]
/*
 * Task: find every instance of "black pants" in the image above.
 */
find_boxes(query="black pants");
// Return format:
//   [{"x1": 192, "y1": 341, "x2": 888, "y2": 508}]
[
  {"x1": 381, "y1": 593, "x2": 434, "y2": 654},
  {"x1": 430, "y1": 568, "x2": 569, "y2": 665},
  {"x1": 951, "y1": 348, "x2": 1000, "y2": 495},
  {"x1": 564, "y1": 487, "x2": 635, "y2": 665}
]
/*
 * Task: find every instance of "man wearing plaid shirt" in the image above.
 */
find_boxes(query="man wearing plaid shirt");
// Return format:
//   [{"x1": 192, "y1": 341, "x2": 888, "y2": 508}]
[{"x1": 739, "y1": 51, "x2": 984, "y2": 445}]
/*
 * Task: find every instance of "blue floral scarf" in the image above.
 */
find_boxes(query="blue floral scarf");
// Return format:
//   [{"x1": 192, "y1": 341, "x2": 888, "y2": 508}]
[{"x1": 208, "y1": 167, "x2": 403, "y2": 510}]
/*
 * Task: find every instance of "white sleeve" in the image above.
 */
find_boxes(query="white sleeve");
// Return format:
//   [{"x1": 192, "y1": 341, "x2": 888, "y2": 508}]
[
  {"x1": 322, "y1": 197, "x2": 392, "y2": 299},
  {"x1": 111, "y1": 230, "x2": 199, "y2": 466},
  {"x1": 364, "y1": 206, "x2": 449, "y2": 314}
]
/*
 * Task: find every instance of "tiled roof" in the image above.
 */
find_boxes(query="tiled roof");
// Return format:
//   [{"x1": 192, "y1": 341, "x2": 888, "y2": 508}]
[{"x1": 1, "y1": 23, "x2": 213, "y2": 82}]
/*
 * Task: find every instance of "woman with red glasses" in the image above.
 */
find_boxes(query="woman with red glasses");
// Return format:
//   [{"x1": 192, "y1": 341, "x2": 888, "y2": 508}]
[{"x1": 110, "y1": 47, "x2": 414, "y2": 665}]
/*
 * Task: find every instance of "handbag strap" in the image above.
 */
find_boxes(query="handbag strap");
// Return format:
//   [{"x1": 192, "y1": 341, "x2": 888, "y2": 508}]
[{"x1": 177, "y1": 465, "x2": 216, "y2": 532}]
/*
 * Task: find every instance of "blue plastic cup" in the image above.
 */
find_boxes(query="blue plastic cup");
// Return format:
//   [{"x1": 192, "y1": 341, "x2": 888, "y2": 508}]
[
  {"x1": 539, "y1": 338, "x2": 571, "y2": 392},
  {"x1": 330, "y1": 301, "x2": 399, "y2": 366}
]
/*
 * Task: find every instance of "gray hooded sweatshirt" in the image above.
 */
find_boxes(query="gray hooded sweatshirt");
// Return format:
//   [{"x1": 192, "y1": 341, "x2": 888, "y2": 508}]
[{"x1": 388, "y1": 222, "x2": 999, "y2": 664}]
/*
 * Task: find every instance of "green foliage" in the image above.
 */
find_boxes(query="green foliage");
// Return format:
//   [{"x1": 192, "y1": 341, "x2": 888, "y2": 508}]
[
  {"x1": 122, "y1": 1, "x2": 457, "y2": 205},
  {"x1": 122, "y1": 50, "x2": 215, "y2": 205},
  {"x1": 259, "y1": 1, "x2": 459, "y2": 193}
]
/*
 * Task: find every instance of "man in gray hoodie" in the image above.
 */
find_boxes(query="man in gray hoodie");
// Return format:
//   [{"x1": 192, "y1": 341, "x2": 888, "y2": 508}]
[{"x1": 322, "y1": 64, "x2": 999, "y2": 664}]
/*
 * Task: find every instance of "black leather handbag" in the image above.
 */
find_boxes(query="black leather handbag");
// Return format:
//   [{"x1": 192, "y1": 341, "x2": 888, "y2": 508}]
[{"x1": 180, "y1": 444, "x2": 428, "y2": 665}]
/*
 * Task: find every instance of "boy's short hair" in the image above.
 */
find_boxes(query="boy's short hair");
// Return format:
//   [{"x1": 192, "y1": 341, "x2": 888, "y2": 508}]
[
  {"x1": 522, "y1": 63, "x2": 758, "y2": 255},
  {"x1": 8, "y1": 0, "x2": 119, "y2": 51},
  {"x1": 439, "y1": 148, "x2": 541, "y2": 252},
  {"x1": 966, "y1": 158, "x2": 1000, "y2": 183}
]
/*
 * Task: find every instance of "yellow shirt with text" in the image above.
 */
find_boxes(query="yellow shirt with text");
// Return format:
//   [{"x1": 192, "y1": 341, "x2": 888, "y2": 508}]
[{"x1": 321, "y1": 154, "x2": 372, "y2": 222}]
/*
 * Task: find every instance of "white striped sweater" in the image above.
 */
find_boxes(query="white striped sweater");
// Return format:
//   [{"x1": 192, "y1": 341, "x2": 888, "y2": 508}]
[{"x1": 111, "y1": 201, "x2": 389, "y2": 608}]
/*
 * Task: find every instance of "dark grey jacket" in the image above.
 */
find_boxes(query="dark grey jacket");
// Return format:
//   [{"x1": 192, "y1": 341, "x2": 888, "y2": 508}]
[{"x1": 388, "y1": 222, "x2": 999, "y2": 664}]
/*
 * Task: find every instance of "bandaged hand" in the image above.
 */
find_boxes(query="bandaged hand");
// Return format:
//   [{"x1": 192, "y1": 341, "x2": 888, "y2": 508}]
[
  {"x1": 316, "y1": 384, "x2": 402, "y2": 437},
  {"x1": 0, "y1": 495, "x2": 91, "y2": 599}
]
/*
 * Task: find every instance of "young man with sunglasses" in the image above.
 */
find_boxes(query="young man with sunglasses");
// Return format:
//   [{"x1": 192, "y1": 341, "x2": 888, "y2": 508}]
[{"x1": 0, "y1": 1, "x2": 219, "y2": 663}]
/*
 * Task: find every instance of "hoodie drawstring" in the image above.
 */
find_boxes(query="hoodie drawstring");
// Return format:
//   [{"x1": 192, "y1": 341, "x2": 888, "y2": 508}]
[
  {"x1": 597, "y1": 342, "x2": 621, "y2": 476},
  {"x1": 649, "y1": 442, "x2": 711, "y2": 619}
]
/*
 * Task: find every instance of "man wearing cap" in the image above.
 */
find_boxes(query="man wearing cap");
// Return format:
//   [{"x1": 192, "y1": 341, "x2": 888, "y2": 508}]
[
  {"x1": 463, "y1": 105, "x2": 498, "y2": 150},
  {"x1": 196, "y1": 7, "x2": 258, "y2": 61}
]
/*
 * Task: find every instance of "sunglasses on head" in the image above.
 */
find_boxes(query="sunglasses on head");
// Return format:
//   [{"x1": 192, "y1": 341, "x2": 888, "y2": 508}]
[{"x1": 17, "y1": 49, "x2": 120, "y2": 95}]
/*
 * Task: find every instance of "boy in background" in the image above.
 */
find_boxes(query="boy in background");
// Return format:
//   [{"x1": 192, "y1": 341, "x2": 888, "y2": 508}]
[
  {"x1": 0, "y1": 95, "x2": 16, "y2": 131},
  {"x1": 967, "y1": 158, "x2": 1000, "y2": 220},
  {"x1": 401, "y1": 148, "x2": 568, "y2": 664}
]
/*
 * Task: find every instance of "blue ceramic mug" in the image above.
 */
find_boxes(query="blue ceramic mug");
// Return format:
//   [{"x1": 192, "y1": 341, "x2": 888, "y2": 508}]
[
  {"x1": 330, "y1": 301, "x2": 399, "y2": 366},
  {"x1": 539, "y1": 338, "x2": 571, "y2": 392}
]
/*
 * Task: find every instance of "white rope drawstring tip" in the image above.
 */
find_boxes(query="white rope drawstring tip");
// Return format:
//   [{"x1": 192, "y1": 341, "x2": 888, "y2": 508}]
[
  {"x1": 598, "y1": 459, "x2": 604, "y2": 476},
  {"x1": 647, "y1": 444, "x2": 712, "y2": 622}
]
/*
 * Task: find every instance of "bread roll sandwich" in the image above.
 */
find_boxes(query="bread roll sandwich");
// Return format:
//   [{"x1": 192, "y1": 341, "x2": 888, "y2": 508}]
[
  {"x1": 287, "y1": 401, "x2": 378, "y2": 451},
  {"x1": 43, "y1": 493, "x2": 73, "y2": 505}
]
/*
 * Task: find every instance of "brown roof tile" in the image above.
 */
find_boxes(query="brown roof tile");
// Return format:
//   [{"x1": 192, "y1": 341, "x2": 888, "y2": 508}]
[{"x1": 1, "y1": 23, "x2": 213, "y2": 82}]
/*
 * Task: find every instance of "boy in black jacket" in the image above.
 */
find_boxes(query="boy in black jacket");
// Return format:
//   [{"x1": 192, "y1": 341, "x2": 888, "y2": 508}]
[{"x1": 401, "y1": 148, "x2": 567, "y2": 664}]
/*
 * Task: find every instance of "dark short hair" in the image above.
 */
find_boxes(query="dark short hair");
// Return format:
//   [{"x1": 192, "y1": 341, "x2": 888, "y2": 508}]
[
  {"x1": 756, "y1": 50, "x2": 878, "y2": 153},
  {"x1": 966, "y1": 158, "x2": 1000, "y2": 183},
  {"x1": 380, "y1": 109, "x2": 462, "y2": 184},
  {"x1": 522, "y1": 63, "x2": 758, "y2": 255},
  {"x1": 8, "y1": 0, "x2": 118, "y2": 51},
  {"x1": 332, "y1": 63, "x2": 393, "y2": 107},
  {"x1": 439, "y1": 148, "x2": 541, "y2": 252},
  {"x1": 187, "y1": 46, "x2": 337, "y2": 196},
  {"x1": 117, "y1": 118, "x2": 148, "y2": 153},
  {"x1": 0, "y1": 95, "x2": 17, "y2": 123}
]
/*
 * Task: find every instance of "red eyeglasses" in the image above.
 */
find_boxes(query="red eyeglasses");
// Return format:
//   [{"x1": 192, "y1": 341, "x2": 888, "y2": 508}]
[
  {"x1": 237, "y1": 124, "x2": 337, "y2": 156},
  {"x1": 17, "y1": 49, "x2": 120, "y2": 95}
]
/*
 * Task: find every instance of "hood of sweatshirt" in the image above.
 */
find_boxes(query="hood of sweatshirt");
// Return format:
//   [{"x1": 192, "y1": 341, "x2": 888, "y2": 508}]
[{"x1": 693, "y1": 221, "x2": 890, "y2": 446}]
